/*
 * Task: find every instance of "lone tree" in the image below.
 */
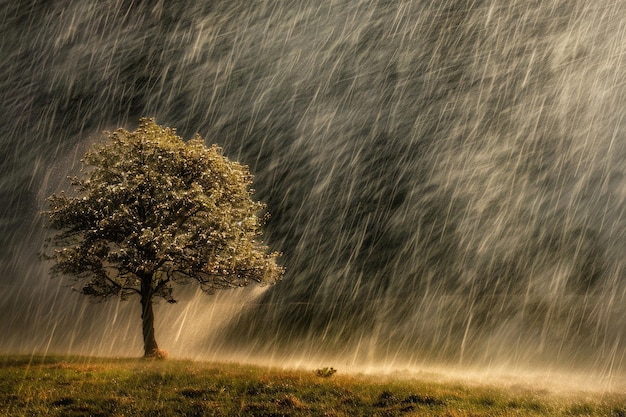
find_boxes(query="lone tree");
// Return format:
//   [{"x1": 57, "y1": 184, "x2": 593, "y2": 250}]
[{"x1": 43, "y1": 118, "x2": 283, "y2": 358}]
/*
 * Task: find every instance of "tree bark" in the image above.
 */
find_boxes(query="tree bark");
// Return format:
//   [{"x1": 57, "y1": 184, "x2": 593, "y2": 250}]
[{"x1": 140, "y1": 272, "x2": 159, "y2": 357}]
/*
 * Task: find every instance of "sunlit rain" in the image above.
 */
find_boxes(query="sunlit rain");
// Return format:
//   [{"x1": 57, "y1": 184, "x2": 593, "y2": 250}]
[{"x1": 2, "y1": 0, "x2": 626, "y2": 391}]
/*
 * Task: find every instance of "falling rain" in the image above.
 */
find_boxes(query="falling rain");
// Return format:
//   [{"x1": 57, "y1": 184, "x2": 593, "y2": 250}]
[{"x1": 2, "y1": 0, "x2": 626, "y2": 387}]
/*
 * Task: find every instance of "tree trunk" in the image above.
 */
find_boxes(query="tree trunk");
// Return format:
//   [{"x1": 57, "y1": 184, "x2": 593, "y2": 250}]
[{"x1": 140, "y1": 273, "x2": 159, "y2": 357}]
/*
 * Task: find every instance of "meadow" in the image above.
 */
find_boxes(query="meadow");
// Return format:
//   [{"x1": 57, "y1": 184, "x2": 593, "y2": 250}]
[{"x1": 1, "y1": 355, "x2": 625, "y2": 416}]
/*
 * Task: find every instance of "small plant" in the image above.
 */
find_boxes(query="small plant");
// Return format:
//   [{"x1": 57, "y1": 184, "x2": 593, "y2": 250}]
[{"x1": 315, "y1": 367, "x2": 337, "y2": 378}]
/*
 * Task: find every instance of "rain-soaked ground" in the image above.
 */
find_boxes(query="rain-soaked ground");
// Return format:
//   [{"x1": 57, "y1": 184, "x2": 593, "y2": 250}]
[{"x1": 2, "y1": 0, "x2": 626, "y2": 387}]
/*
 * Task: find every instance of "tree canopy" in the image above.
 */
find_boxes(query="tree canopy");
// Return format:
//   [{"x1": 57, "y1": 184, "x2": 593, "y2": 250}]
[{"x1": 43, "y1": 118, "x2": 283, "y2": 356}]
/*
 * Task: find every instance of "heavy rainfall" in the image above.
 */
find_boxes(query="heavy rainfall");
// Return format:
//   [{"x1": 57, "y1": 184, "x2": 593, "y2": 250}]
[{"x1": 2, "y1": 0, "x2": 626, "y2": 389}]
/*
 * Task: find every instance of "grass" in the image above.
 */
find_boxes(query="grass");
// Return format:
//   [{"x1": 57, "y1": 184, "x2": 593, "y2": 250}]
[{"x1": 1, "y1": 355, "x2": 625, "y2": 416}]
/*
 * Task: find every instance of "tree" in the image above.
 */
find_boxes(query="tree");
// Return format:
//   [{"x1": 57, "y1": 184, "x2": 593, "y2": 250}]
[{"x1": 43, "y1": 118, "x2": 283, "y2": 358}]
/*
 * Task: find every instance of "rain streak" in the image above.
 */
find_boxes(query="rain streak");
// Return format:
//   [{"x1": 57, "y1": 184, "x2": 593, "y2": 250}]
[{"x1": 2, "y1": 0, "x2": 626, "y2": 386}]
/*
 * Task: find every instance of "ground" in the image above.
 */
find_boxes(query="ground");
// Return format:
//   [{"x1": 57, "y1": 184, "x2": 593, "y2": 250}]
[{"x1": 1, "y1": 355, "x2": 625, "y2": 416}]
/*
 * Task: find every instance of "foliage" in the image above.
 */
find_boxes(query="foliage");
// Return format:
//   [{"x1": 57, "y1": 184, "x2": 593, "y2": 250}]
[{"x1": 42, "y1": 118, "x2": 283, "y2": 355}]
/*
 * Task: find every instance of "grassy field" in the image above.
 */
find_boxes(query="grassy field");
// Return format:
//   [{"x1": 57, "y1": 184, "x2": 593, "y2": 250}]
[{"x1": 1, "y1": 355, "x2": 625, "y2": 416}]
